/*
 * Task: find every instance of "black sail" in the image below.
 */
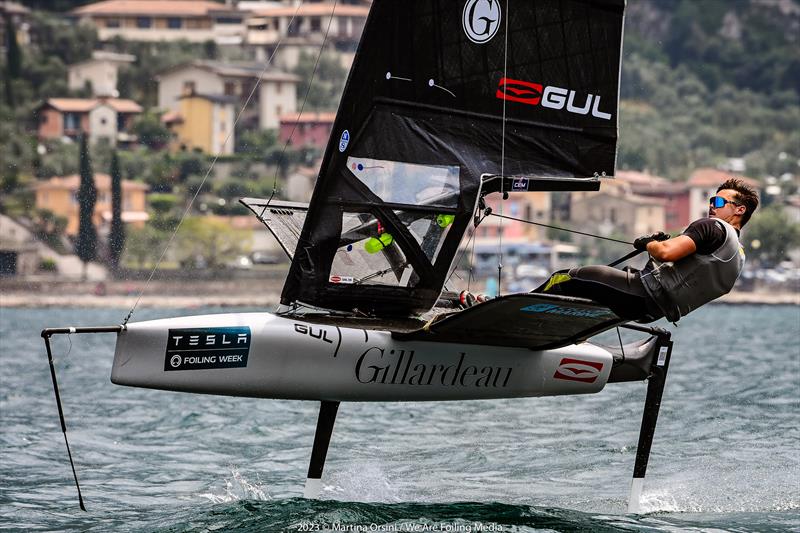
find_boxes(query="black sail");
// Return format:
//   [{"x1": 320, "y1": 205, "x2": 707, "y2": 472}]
[{"x1": 282, "y1": 0, "x2": 625, "y2": 316}]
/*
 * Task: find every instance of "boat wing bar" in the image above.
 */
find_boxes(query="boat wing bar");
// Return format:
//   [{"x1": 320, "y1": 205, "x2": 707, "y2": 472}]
[
  {"x1": 240, "y1": 198, "x2": 309, "y2": 261},
  {"x1": 41, "y1": 326, "x2": 125, "y2": 511},
  {"x1": 395, "y1": 292, "x2": 626, "y2": 350}
]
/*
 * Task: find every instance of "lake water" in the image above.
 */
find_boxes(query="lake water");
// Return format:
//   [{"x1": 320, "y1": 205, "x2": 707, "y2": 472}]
[{"x1": 1, "y1": 305, "x2": 798, "y2": 532}]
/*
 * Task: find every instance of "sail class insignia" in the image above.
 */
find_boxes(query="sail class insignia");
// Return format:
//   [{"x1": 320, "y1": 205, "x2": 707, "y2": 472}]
[{"x1": 462, "y1": 0, "x2": 501, "y2": 44}]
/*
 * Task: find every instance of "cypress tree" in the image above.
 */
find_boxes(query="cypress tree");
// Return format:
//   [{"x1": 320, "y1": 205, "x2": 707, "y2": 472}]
[
  {"x1": 75, "y1": 133, "x2": 97, "y2": 280},
  {"x1": 4, "y1": 15, "x2": 21, "y2": 106},
  {"x1": 108, "y1": 150, "x2": 125, "y2": 274}
]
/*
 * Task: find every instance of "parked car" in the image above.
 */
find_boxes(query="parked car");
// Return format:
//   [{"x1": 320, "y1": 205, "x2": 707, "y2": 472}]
[{"x1": 251, "y1": 251, "x2": 283, "y2": 265}]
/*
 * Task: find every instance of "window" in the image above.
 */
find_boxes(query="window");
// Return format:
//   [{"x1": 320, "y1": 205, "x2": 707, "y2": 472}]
[
  {"x1": 215, "y1": 17, "x2": 242, "y2": 24},
  {"x1": 346, "y1": 157, "x2": 460, "y2": 207},
  {"x1": 310, "y1": 17, "x2": 321, "y2": 32},
  {"x1": 64, "y1": 113, "x2": 80, "y2": 131},
  {"x1": 105, "y1": 18, "x2": 120, "y2": 28},
  {"x1": 224, "y1": 81, "x2": 236, "y2": 96},
  {"x1": 331, "y1": 212, "x2": 415, "y2": 287},
  {"x1": 275, "y1": 82, "x2": 282, "y2": 94},
  {"x1": 183, "y1": 80, "x2": 196, "y2": 94},
  {"x1": 100, "y1": 118, "x2": 107, "y2": 125},
  {"x1": 137, "y1": 17, "x2": 151, "y2": 28},
  {"x1": 288, "y1": 17, "x2": 302, "y2": 36},
  {"x1": 167, "y1": 17, "x2": 182, "y2": 29}
]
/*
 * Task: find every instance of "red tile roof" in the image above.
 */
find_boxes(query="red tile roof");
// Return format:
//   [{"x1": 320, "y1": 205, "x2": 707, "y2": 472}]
[
  {"x1": 44, "y1": 98, "x2": 143, "y2": 113},
  {"x1": 279, "y1": 112, "x2": 337, "y2": 123},
  {"x1": 688, "y1": 168, "x2": 759, "y2": 188}
]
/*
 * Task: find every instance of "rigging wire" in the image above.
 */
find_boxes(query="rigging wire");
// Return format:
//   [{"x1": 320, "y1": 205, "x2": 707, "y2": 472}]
[
  {"x1": 488, "y1": 212, "x2": 634, "y2": 245},
  {"x1": 121, "y1": 3, "x2": 307, "y2": 326},
  {"x1": 267, "y1": 0, "x2": 340, "y2": 205},
  {"x1": 446, "y1": 210, "x2": 490, "y2": 286},
  {"x1": 496, "y1": 0, "x2": 511, "y2": 297}
]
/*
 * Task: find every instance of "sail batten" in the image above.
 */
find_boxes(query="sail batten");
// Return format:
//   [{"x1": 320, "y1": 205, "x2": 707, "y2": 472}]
[{"x1": 281, "y1": 0, "x2": 625, "y2": 316}]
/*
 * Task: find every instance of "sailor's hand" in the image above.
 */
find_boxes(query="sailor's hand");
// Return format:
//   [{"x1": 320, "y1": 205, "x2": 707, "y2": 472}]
[{"x1": 633, "y1": 231, "x2": 670, "y2": 251}]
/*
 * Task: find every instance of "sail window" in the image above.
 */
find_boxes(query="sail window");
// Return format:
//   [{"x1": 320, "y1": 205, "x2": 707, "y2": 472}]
[
  {"x1": 402, "y1": 212, "x2": 453, "y2": 264},
  {"x1": 346, "y1": 157, "x2": 460, "y2": 208},
  {"x1": 332, "y1": 212, "x2": 415, "y2": 287}
]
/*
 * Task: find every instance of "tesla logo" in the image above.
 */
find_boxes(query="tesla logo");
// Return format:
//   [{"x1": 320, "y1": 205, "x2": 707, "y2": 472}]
[
  {"x1": 463, "y1": 0, "x2": 501, "y2": 44},
  {"x1": 497, "y1": 78, "x2": 542, "y2": 105},
  {"x1": 553, "y1": 358, "x2": 604, "y2": 383},
  {"x1": 496, "y1": 77, "x2": 612, "y2": 120}
]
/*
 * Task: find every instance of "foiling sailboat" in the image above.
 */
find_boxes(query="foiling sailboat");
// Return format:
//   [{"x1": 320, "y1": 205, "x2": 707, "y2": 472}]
[{"x1": 42, "y1": 0, "x2": 672, "y2": 514}]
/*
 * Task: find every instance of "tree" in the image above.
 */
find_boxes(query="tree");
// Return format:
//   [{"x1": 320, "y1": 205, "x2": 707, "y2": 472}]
[
  {"x1": 108, "y1": 150, "x2": 125, "y2": 274},
  {"x1": 124, "y1": 226, "x2": 164, "y2": 269},
  {"x1": 131, "y1": 111, "x2": 171, "y2": 149},
  {"x1": 74, "y1": 133, "x2": 97, "y2": 279},
  {"x1": 4, "y1": 15, "x2": 21, "y2": 106},
  {"x1": 742, "y1": 206, "x2": 800, "y2": 267},
  {"x1": 175, "y1": 217, "x2": 251, "y2": 272},
  {"x1": 292, "y1": 50, "x2": 347, "y2": 110}
]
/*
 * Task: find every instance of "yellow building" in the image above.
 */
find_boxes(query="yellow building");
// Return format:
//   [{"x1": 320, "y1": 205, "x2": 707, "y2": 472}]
[
  {"x1": 168, "y1": 93, "x2": 236, "y2": 155},
  {"x1": 33, "y1": 174, "x2": 149, "y2": 236}
]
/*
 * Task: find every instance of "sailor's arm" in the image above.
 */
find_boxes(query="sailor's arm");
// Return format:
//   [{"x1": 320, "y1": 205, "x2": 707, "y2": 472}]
[{"x1": 646, "y1": 235, "x2": 696, "y2": 262}]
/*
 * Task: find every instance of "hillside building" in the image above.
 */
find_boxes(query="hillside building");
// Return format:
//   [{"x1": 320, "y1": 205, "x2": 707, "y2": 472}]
[
  {"x1": 37, "y1": 97, "x2": 142, "y2": 146},
  {"x1": 71, "y1": 0, "x2": 247, "y2": 44},
  {"x1": 32, "y1": 174, "x2": 149, "y2": 236},
  {"x1": 67, "y1": 50, "x2": 136, "y2": 97},
  {"x1": 157, "y1": 60, "x2": 298, "y2": 130}
]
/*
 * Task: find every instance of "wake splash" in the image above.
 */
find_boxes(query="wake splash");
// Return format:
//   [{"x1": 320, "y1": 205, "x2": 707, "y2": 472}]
[
  {"x1": 199, "y1": 466, "x2": 272, "y2": 503},
  {"x1": 637, "y1": 488, "x2": 800, "y2": 515}
]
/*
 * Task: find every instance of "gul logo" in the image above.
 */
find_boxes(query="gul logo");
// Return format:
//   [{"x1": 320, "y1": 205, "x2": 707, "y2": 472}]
[
  {"x1": 496, "y1": 78, "x2": 542, "y2": 105},
  {"x1": 496, "y1": 77, "x2": 612, "y2": 121},
  {"x1": 463, "y1": 0, "x2": 501, "y2": 44},
  {"x1": 553, "y1": 358, "x2": 604, "y2": 383},
  {"x1": 329, "y1": 275, "x2": 354, "y2": 284},
  {"x1": 338, "y1": 130, "x2": 350, "y2": 152}
]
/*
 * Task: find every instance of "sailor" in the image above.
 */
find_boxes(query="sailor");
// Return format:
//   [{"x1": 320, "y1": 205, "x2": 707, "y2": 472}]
[{"x1": 535, "y1": 178, "x2": 759, "y2": 322}]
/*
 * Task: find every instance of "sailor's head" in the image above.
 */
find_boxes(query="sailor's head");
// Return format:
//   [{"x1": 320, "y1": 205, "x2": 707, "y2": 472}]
[{"x1": 709, "y1": 178, "x2": 759, "y2": 228}]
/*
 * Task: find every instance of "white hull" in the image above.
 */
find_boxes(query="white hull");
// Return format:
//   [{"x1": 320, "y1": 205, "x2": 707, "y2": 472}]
[{"x1": 111, "y1": 312, "x2": 614, "y2": 401}]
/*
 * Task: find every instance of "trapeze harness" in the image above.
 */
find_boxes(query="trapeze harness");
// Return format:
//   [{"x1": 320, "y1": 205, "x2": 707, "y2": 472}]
[{"x1": 640, "y1": 219, "x2": 745, "y2": 322}]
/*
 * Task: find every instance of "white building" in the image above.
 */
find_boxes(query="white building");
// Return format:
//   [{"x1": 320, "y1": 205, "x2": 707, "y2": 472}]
[
  {"x1": 246, "y1": 2, "x2": 369, "y2": 69},
  {"x1": 71, "y1": 0, "x2": 247, "y2": 44},
  {"x1": 68, "y1": 51, "x2": 135, "y2": 97},
  {"x1": 157, "y1": 60, "x2": 299, "y2": 130}
]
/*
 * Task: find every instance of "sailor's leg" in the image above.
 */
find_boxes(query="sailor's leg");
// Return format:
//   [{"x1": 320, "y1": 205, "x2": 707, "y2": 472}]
[
  {"x1": 536, "y1": 266, "x2": 654, "y2": 320},
  {"x1": 627, "y1": 331, "x2": 673, "y2": 513},
  {"x1": 304, "y1": 400, "x2": 340, "y2": 499}
]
